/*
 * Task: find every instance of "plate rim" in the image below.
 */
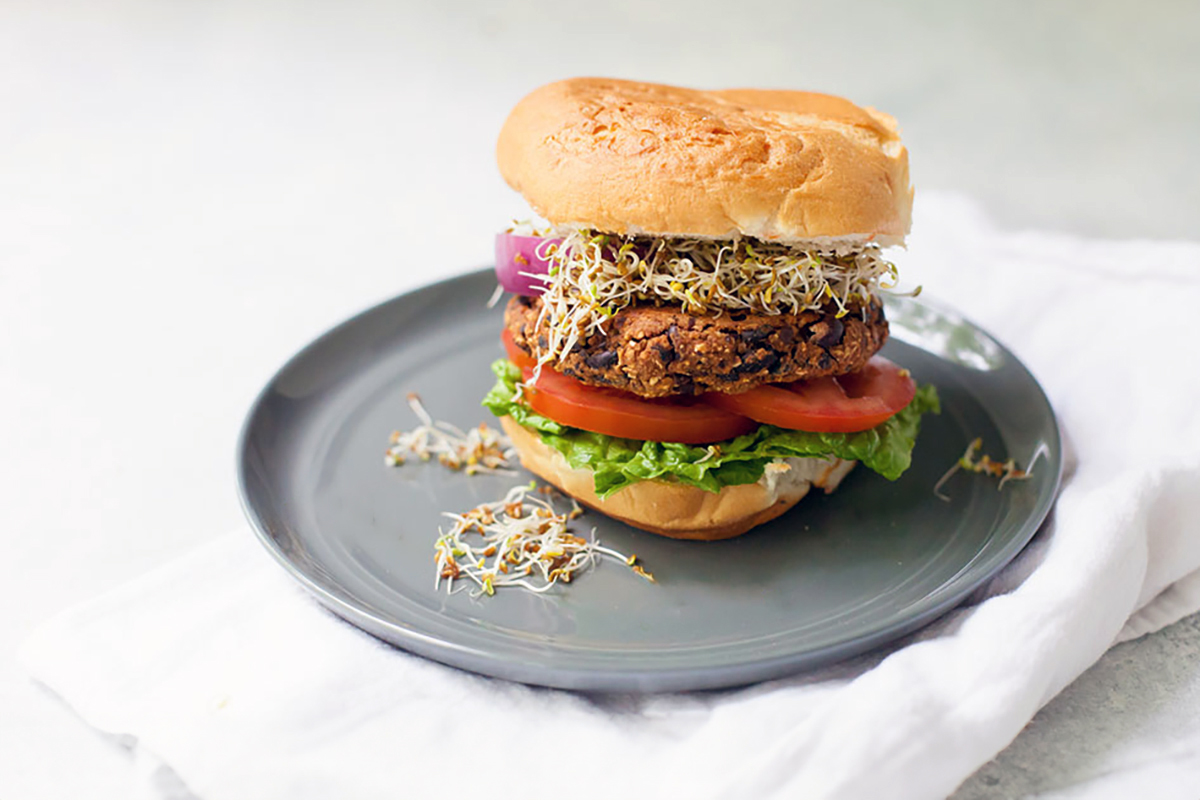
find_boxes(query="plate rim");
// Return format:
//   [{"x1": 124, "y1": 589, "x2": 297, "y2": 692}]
[{"x1": 236, "y1": 268, "x2": 1063, "y2": 692}]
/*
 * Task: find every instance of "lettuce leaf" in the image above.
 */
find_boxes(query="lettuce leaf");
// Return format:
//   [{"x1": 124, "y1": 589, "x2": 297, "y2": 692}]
[{"x1": 483, "y1": 359, "x2": 939, "y2": 499}]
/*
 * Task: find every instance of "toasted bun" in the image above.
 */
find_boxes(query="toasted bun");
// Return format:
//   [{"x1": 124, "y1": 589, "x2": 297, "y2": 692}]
[
  {"x1": 497, "y1": 78, "x2": 912, "y2": 246},
  {"x1": 500, "y1": 416, "x2": 854, "y2": 541}
]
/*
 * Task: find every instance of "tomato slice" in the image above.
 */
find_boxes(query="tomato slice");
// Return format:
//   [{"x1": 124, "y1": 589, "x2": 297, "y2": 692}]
[
  {"x1": 501, "y1": 328, "x2": 538, "y2": 370},
  {"x1": 702, "y1": 357, "x2": 917, "y2": 433},
  {"x1": 516, "y1": 365, "x2": 758, "y2": 444}
]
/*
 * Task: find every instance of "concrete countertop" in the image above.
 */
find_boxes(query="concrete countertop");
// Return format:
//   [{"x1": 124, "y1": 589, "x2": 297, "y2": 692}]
[{"x1": 3, "y1": 1, "x2": 1197, "y2": 797}]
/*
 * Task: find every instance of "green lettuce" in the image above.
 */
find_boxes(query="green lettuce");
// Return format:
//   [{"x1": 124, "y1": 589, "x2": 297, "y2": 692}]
[{"x1": 483, "y1": 359, "x2": 939, "y2": 499}]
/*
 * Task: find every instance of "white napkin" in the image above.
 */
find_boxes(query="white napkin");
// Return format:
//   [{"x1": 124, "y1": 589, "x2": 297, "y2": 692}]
[{"x1": 21, "y1": 194, "x2": 1200, "y2": 800}]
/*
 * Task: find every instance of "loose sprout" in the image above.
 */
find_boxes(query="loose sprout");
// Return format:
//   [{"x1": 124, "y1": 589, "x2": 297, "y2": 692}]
[
  {"x1": 524, "y1": 229, "x2": 913, "y2": 386},
  {"x1": 434, "y1": 483, "x2": 654, "y2": 596},
  {"x1": 485, "y1": 283, "x2": 505, "y2": 309},
  {"x1": 385, "y1": 393, "x2": 516, "y2": 475},
  {"x1": 933, "y1": 438, "x2": 1047, "y2": 501}
]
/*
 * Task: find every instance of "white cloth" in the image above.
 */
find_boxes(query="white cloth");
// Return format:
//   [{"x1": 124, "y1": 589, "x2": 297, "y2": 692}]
[{"x1": 20, "y1": 195, "x2": 1200, "y2": 800}]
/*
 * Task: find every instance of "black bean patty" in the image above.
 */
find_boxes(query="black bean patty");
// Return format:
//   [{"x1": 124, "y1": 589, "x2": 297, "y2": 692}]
[{"x1": 505, "y1": 296, "x2": 889, "y2": 398}]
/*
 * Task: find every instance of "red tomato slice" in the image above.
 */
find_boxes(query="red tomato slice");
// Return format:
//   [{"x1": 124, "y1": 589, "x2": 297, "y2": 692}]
[
  {"x1": 501, "y1": 328, "x2": 538, "y2": 370},
  {"x1": 702, "y1": 357, "x2": 917, "y2": 433},
  {"x1": 516, "y1": 365, "x2": 758, "y2": 444}
]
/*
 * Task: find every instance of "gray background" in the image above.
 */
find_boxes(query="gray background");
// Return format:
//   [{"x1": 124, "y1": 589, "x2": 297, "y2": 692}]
[{"x1": 3, "y1": 0, "x2": 1198, "y2": 797}]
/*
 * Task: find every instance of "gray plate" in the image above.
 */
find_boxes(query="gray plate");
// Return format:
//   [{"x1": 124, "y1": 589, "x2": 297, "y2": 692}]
[{"x1": 238, "y1": 269, "x2": 1061, "y2": 693}]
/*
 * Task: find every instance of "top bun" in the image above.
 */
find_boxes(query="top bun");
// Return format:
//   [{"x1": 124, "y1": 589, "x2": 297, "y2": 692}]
[{"x1": 497, "y1": 78, "x2": 913, "y2": 246}]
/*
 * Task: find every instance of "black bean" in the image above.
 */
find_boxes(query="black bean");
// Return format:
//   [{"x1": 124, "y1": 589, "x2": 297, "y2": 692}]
[
  {"x1": 739, "y1": 327, "x2": 771, "y2": 344},
  {"x1": 809, "y1": 317, "x2": 844, "y2": 348},
  {"x1": 585, "y1": 350, "x2": 619, "y2": 368},
  {"x1": 731, "y1": 352, "x2": 780, "y2": 376}
]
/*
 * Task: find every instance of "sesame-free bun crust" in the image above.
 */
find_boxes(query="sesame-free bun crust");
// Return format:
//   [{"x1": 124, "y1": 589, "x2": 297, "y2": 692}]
[
  {"x1": 497, "y1": 78, "x2": 912, "y2": 245},
  {"x1": 500, "y1": 416, "x2": 854, "y2": 541}
]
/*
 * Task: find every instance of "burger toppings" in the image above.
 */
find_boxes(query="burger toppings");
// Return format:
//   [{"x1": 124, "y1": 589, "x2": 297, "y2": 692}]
[
  {"x1": 488, "y1": 226, "x2": 937, "y2": 497},
  {"x1": 386, "y1": 392, "x2": 515, "y2": 475},
  {"x1": 495, "y1": 228, "x2": 909, "y2": 385},
  {"x1": 484, "y1": 357, "x2": 939, "y2": 498},
  {"x1": 485, "y1": 225, "x2": 936, "y2": 508},
  {"x1": 434, "y1": 482, "x2": 653, "y2": 596}
]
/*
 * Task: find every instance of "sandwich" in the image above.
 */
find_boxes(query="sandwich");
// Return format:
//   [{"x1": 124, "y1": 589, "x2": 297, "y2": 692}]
[{"x1": 483, "y1": 78, "x2": 938, "y2": 540}]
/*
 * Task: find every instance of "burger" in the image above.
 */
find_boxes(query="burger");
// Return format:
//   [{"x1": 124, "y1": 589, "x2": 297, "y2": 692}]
[{"x1": 483, "y1": 78, "x2": 938, "y2": 540}]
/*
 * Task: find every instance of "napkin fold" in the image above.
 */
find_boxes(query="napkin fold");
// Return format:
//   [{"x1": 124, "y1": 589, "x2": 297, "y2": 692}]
[{"x1": 21, "y1": 194, "x2": 1200, "y2": 799}]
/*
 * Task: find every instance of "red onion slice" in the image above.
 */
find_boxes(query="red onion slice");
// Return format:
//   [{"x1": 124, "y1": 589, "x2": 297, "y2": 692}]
[{"x1": 494, "y1": 233, "x2": 560, "y2": 296}]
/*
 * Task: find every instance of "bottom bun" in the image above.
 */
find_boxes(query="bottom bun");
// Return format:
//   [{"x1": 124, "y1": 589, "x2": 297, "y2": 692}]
[{"x1": 500, "y1": 416, "x2": 856, "y2": 541}]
